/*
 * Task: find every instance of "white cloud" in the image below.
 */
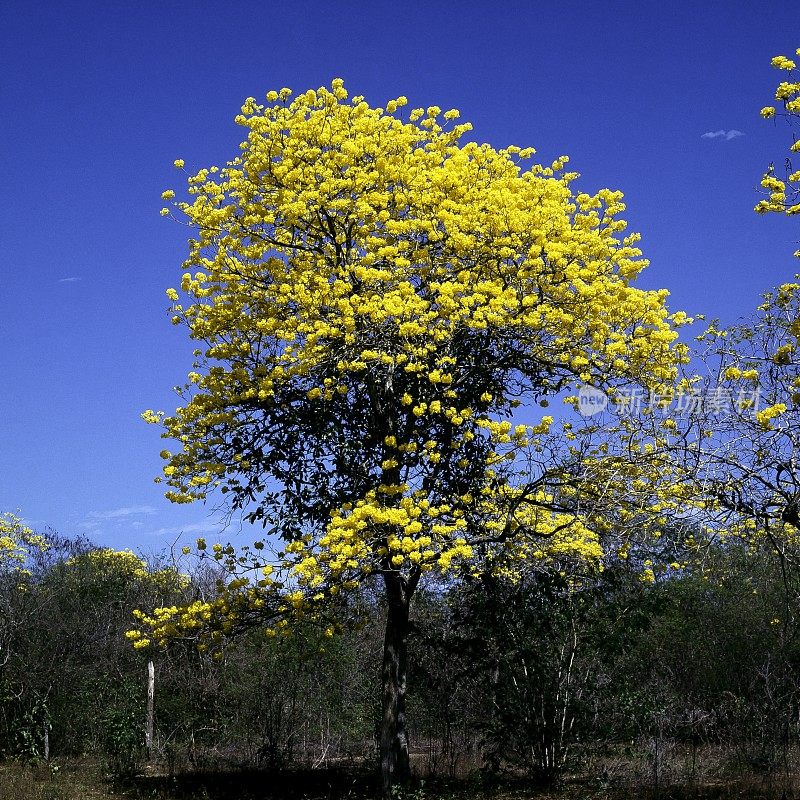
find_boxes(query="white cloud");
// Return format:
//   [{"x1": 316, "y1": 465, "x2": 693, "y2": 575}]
[
  {"x1": 88, "y1": 505, "x2": 158, "y2": 521},
  {"x1": 58, "y1": 276, "x2": 82, "y2": 283},
  {"x1": 701, "y1": 129, "x2": 744, "y2": 141},
  {"x1": 145, "y1": 522, "x2": 211, "y2": 537}
]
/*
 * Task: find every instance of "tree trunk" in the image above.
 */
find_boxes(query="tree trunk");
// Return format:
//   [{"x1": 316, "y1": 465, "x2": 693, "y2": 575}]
[{"x1": 380, "y1": 573, "x2": 412, "y2": 797}]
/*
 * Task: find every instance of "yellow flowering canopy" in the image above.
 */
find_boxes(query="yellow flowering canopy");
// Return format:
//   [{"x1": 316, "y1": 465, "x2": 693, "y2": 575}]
[
  {"x1": 756, "y1": 46, "x2": 800, "y2": 253},
  {"x1": 138, "y1": 81, "x2": 686, "y2": 646}
]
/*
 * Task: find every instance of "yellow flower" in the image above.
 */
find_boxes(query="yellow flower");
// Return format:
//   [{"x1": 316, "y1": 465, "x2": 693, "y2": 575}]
[
  {"x1": 771, "y1": 55, "x2": 796, "y2": 71},
  {"x1": 755, "y1": 402, "x2": 787, "y2": 429}
]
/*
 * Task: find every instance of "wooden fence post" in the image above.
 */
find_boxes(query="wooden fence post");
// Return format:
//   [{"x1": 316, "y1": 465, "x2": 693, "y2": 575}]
[{"x1": 146, "y1": 659, "x2": 155, "y2": 758}]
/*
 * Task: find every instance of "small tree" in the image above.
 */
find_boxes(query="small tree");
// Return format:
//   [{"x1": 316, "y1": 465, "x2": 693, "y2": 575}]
[{"x1": 136, "y1": 81, "x2": 687, "y2": 794}]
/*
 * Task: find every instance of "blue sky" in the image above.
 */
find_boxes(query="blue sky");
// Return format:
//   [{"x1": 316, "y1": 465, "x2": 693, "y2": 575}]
[{"x1": 1, "y1": 0, "x2": 798, "y2": 553}]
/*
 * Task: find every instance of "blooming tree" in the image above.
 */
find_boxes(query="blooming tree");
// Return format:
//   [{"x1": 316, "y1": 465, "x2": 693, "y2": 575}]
[
  {"x1": 666, "y1": 48, "x2": 800, "y2": 561},
  {"x1": 695, "y1": 47, "x2": 800, "y2": 535},
  {"x1": 134, "y1": 81, "x2": 686, "y2": 792}
]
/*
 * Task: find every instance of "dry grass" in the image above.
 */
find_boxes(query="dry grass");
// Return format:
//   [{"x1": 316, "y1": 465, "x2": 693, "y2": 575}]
[
  {"x1": 0, "y1": 759, "x2": 116, "y2": 800},
  {"x1": 2, "y1": 758, "x2": 800, "y2": 800}
]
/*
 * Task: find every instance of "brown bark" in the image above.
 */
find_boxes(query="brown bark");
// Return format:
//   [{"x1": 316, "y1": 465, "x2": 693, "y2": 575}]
[{"x1": 380, "y1": 572, "x2": 413, "y2": 797}]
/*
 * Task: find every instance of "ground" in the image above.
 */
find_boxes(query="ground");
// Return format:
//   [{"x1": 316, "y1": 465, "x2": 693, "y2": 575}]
[{"x1": 2, "y1": 760, "x2": 799, "y2": 800}]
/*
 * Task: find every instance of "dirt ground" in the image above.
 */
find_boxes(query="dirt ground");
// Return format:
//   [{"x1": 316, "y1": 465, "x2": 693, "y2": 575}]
[{"x1": 3, "y1": 760, "x2": 799, "y2": 800}]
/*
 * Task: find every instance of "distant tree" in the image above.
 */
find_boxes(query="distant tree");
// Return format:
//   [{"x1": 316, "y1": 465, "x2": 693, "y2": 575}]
[
  {"x1": 622, "y1": 544, "x2": 800, "y2": 778},
  {"x1": 0, "y1": 514, "x2": 49, "y2": 757},
  {"x1": 135, "y1": 81, "x2": 688, "y2": 795},
  {"x1": 0, "y1": 537, "x2": 187, "y2": 765},
  {"x1": 0, "y1": 513, "x2": 47, "y2": 690}
]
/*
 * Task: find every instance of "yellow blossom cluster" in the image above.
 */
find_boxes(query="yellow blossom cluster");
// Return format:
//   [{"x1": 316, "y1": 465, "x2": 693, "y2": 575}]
[
  {"x1": 0, "y1": 512, "x2": 47, "y2": 568},
  {"x1": 478, "y1": 485, "x2": 605, "y2": 577},
  {"x1": 756, "y1": 47, "x2": 800, "y2": 247},
  {"x1": 129, "y1": 548, "x2": 297, "y2": 649},
  {"x1": 755, "y1": 402, "x2": 788, "y2": 429}
]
